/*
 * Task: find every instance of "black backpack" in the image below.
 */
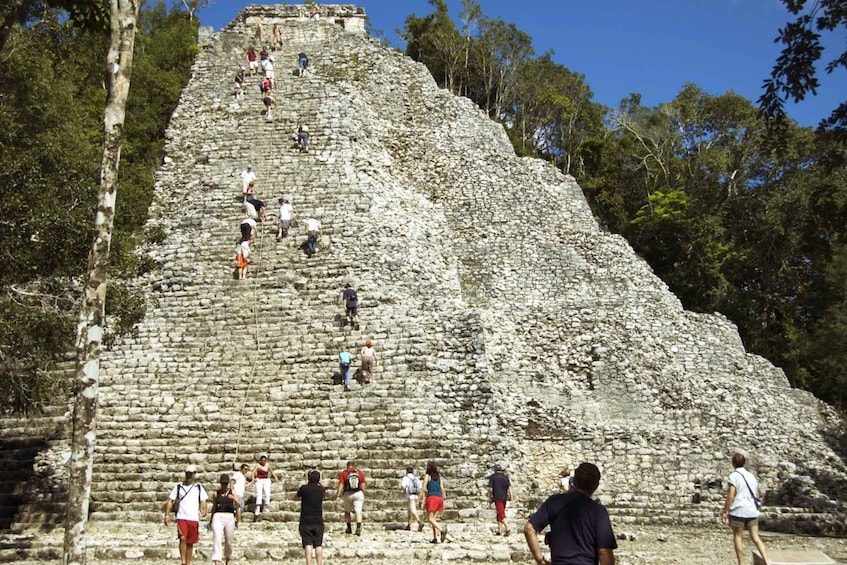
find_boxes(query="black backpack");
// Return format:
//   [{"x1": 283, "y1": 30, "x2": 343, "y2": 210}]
[{"x1": 345, "y1": 471, "x2": 361, "y2": 491}]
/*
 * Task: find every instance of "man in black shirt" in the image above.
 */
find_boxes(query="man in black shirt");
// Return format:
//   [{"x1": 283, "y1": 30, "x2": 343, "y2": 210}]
[
  {"x1": 524, "y1": 462, "x2": 617, "y2": 565},
  {"x1": 341, "y1": 283, "x2": 359, "y2": 326},
  {"x1": 296, "y1": 470, "x2": 326, "y2": 565},
  {"x1": 487, "y1": 464, "x2": 514, "y2": 535}
]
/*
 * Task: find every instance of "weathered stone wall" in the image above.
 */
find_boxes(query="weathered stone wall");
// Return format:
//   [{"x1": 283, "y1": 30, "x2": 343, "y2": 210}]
[
  {"x1": 224, "y1": 3, "x2": 367, "y2": 34},
  {"x1": 314, "y1": 22, "x2": 846, "y2": 531}
]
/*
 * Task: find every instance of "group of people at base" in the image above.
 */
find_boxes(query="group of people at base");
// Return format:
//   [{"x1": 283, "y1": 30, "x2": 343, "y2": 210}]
[{"x1": 164, "y1": 452, "x2": 769, "y2": 565}]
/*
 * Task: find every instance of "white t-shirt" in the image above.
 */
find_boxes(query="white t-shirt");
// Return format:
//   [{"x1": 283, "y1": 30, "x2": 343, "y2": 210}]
[
  {"x1": 278, "y1": 202, "x2": 293, "y2": 221},
  {"x1": 728, "y1": 467, "x2": 759, "y2": 518},
  {"x1": 168, "y1": 482, "x2": 208, "y2": 522},
  {"x1": 306, "y1": 218, "x2": 321, "y2": 233},
  {"x1": 231, "y1": 472, "x2": 247, "y2": 498},
  {"x1": 239, "y1": 240, "x2": 251, "y2": 260},
  {"x1": 242, "y1": 217, "x2": 257, "y2": 230},
  {"x1": 401, "y1": 473, "x2": 420, "y2": 500}
]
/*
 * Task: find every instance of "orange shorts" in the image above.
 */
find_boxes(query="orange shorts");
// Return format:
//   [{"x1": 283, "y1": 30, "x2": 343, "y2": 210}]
[{"x1": 236, "y1": 253, "x2": 248, "y2": 268}]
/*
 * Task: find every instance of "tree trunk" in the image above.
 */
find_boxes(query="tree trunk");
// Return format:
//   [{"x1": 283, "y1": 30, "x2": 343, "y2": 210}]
[{"x1": 62, "y1": 1, "x2": 140, "y2": 563}]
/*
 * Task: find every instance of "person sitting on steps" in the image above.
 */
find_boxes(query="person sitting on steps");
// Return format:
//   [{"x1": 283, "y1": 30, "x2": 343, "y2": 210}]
[{"x1": 245, "y1": 182, "x2": 267, "y2": 223}]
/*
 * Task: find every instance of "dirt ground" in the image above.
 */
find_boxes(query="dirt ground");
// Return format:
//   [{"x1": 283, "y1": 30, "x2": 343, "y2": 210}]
[{"x1": 611, "y1": 524, "x2": 847, "y2": 564}]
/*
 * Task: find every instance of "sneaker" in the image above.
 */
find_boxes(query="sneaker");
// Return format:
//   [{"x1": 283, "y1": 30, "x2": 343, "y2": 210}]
[
  {"x1": 418, "y1": 522, "x2": 425, "y2": 532},
  {"x1": 345, "y1": 524, "x2": 352, "y2": 535},
  {"x1": 355, "y1": 523, "x2": 362, "y2": 536},
  {"x1": 344, "y1": 385, "x2": 351, "y2": 392},
  {"x1": 404, "y1": 525, "x2": 411, "y2": 531}
]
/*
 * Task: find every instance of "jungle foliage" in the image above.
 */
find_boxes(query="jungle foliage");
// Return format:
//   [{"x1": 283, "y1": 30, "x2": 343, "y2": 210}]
[
  {"x1": 0, "y1": 1, "x2": 197, "y2": 413},
  {"x1": 403, "y1": 0, "x2": 847, "y2": 410}
]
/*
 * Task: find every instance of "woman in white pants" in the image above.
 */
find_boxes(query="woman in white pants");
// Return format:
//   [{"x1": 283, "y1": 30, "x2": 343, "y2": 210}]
[
  {"x1": 251, "y1": 455, "x2": 279, "y2": 514},
  {"x1": 210, "y1": 474, "x2": 239, "y2": 565}
]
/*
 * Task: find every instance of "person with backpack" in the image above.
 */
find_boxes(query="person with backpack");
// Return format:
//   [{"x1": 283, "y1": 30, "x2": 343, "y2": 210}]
[
  {"x1": 338, "y1": 350, "x2": 352, "y2": 392},
  {"x1": 163, "y1": 465, "x2": 209, "y2": 565},
  {"x1": 341, "y1": 283, "x2": 359, "y2": 326},
  {"x1": 335, "y1": 461, "x2": 366, "y2": 536},
  {"x1": 400, "y1": 466, "x2": 425, "y2": 531},
  {"x1": 209, "y1": 473, "x2": 239, "y2": 565}
]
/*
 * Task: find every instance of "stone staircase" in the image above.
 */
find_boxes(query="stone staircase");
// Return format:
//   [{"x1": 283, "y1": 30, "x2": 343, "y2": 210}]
[
  {"x1": 84, "y1": 15, "x2": 501, "y2": 531},
  {"x1": 0, "y1": 4, "x2": 845, "y2": 563}
]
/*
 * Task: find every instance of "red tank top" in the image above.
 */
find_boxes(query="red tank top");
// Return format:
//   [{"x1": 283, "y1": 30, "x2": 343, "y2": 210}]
[{"x1": 256, "y1": 467, "x2": 269, "y2": 479}]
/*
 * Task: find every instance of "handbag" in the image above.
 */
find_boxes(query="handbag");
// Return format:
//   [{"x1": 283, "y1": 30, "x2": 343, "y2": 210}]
[{"x1": 734, "y1": 471, "x2": 762, "y2": 510}]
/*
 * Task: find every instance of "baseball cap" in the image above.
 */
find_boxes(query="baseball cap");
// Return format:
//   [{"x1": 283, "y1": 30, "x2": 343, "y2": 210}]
[{"x1": 185, "y1": 465, "x2": 197, "y2": 474}]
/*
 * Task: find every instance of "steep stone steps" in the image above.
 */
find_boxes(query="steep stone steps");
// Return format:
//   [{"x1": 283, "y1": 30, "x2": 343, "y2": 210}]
[{"x1": 0, "y1": 520, "x2": 538, "y2": 564}]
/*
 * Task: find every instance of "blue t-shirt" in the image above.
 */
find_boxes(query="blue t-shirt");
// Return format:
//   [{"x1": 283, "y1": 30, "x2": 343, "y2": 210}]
[
  {"x1": 339, "y1": 351, "x2": 351, "y2": 365},
  {"x1": 528, "y1": 491, "x2": 617, "y2": 565}
]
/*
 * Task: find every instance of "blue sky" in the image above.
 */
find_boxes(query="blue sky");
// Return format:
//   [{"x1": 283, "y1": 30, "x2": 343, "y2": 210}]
[{"x1": 196, "y1": 1, "x2": 846, "y2": 128}]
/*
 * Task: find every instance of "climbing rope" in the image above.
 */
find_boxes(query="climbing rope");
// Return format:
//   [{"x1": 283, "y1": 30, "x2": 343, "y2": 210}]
[{"x1": 231, "y1": 208, "x2": 265, "y2": 470}]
